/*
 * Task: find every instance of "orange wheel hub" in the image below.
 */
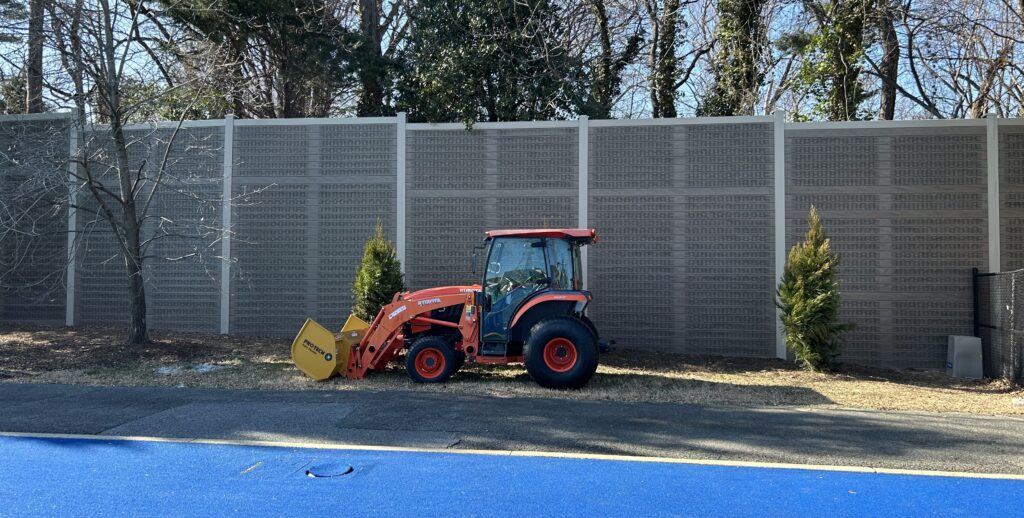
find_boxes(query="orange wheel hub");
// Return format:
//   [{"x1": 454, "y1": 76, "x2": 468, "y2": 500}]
[
  {"x1": 415, "y1": 348, "x2": 446, "y2": 379},
  {"x1": 542, "y1": 338, "x2": 577, "y2": 373}
]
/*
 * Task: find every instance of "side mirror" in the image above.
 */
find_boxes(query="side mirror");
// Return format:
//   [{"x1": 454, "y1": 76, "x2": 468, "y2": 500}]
[{"x1": 471, "y1": 250, "x2": 477, "y2": 274}]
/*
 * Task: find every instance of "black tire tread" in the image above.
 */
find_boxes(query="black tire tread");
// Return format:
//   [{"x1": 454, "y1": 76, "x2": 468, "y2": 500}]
[
  {"x1": 523, "y1": 316, "x2": 599, "y2": 389},
  {"x1": 405, "y1": 336, "x2": 457, "y2": 384}
]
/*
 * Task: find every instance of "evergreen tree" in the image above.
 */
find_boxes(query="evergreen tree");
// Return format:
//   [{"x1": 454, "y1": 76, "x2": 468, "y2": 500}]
[
  {"x1": 777, "y1": 206, "x2": 850, "y2": 371},
  {"x1": 352, "y1": 221, "x2": 405, "y2": 322},
  {"x1": 396, "y1": 0, "x2": 583, "y2": 123}
]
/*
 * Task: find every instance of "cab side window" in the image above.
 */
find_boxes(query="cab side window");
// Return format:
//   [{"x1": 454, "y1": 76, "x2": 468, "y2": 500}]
[{"x1": 547, "y1": 238, "x2": 575, "y2": 290}]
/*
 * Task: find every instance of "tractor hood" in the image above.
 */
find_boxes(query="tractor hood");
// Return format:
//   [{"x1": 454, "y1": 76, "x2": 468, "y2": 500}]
[{"x1": 400, "y1": 285, "x2": 481, "y2": 301}]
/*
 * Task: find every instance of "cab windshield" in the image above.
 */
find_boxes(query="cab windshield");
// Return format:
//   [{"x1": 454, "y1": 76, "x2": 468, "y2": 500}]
[
  {"x1": 480, "y1": 237, "x2": 581, "y2": 342},
  {"x1": 483, "y1": 237, "x2": 581, "y2": 303}
]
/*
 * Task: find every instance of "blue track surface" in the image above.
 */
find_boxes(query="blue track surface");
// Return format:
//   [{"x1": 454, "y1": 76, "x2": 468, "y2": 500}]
[{"x1": 1, "y1": 436, "x2": 1022, "y2": 517}]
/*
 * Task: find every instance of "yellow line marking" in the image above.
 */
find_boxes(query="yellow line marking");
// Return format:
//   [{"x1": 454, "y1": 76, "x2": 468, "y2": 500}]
[{"x1": 2, "y1": 431, "x2": 1023, "y2": 481}]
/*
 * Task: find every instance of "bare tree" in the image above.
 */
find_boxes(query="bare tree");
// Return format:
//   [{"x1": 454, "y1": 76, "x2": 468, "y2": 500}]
[{"x1": 0, "y1": 0, "x2": 236, "y2": 344}]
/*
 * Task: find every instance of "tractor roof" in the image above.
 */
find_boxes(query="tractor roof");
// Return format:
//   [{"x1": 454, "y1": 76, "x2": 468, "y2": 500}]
[{"x1": 485, "y1": 229, "x2": 597, "y2": 243}]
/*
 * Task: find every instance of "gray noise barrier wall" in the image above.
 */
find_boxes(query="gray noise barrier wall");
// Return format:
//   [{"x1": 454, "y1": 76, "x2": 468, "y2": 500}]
[
  {"x1": 588, "y1": 121, "x2": 775, "y2": 357},
  {"x1": 405, "y1": 125, "x2": 578, "y2": 291},
  {"x1": 229, "y1": 121, "x2": 397, "y2": 336},
  {"x1": 0, "y1": 114, "x2": 70, "y2": 324},
  {"x1": 1001, "y1": 121, "x2": 1024, "y2": 271},
  {"x1": 0, "y1": 113, "x2": 1020, "y2": 372},
  {"x1": 786, "y1": 124, "x2": 988, "y2": 368}
]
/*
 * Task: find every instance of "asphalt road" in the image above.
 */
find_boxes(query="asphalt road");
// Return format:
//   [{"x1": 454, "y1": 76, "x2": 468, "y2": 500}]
[
  {"x1": 1, "y1": 383, "x2": 1023, "y2": 475},
  {"x1": 3, "y1": 435, "x2": 1022, "y2": 518}
]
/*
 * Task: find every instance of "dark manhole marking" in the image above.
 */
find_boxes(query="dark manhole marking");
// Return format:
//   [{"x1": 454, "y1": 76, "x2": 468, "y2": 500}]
[{"x1": 305, "y1": 464, "x2": 355, "y2": 478}]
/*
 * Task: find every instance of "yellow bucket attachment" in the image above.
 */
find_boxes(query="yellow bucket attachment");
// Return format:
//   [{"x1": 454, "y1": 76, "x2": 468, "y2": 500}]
[{"x1": 291, "y1": 314, "x2": 369, "y2": 381}]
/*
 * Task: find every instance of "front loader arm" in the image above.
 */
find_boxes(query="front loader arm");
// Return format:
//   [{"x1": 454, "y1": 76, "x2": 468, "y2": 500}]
[{"x1": 346, "y1": 287, "x2": 479, "y2": 379}]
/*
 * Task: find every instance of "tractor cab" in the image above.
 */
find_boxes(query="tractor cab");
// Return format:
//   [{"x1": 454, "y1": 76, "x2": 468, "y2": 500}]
[{"x1": 476, "y1": 229, "x2": 596, "y2": 357}]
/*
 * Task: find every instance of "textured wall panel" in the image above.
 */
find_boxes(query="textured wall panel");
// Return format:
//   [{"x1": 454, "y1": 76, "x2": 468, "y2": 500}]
[
  {"x1": 0, "y1": 117, "x2": 70, "y2": 324},
  {"x1": 405, "y1": 127, "x2": 578, "y2": 291},
  {"x1": 317, "y1": 183, "x2": 396, "y2": 330},
  {"x1": 234, "y1": 125, "x2": 311, "y2": 177},
  {"x1": 407, "y1": 130, "x2": 487, "y2": 190},
  {"x1": 786, "y1": 126, "x2": 987, "y2": 369},
  {"x1": 230, "y1": 183, "x2": 311, "y2": 335},
  {"x1": 1000, "y1": 124, "x2": 1024, "y2": 270},
  {"x1": 230, "y1": 123, "x2": 397, "y2": 336},
  {"x1": 589, "y1": 122, "x2": 775, "y2": 356},
  {"x1": 321, "y1": 124, "x2": 396, "y2": 177},
  {"x1": 145, "y1": 182, "x2": 222, "y2": 333}
]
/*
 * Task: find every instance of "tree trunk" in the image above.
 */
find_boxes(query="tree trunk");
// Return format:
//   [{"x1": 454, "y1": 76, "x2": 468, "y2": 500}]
[
  {"x1": 26, "y1": 0, "x2": 44, "y2": 113},
  {"x1": 877, "y1": 1, "x2": 899, "y2": 120},
  {"x1": 651, "y1": 0, "x2": 679, "y2": 118},
  {"x1": 99, "y1": 0, "x2": 149, "y2": 344},
  {"x1": 591, "y1": 0, "x2": 613, "y2": 119},
  {"x1": 124, "y1": 217, "x2": 149, "y2": 345},
  {"x1": 357, "y1": 0, "x2": 387, "y2": 116}
]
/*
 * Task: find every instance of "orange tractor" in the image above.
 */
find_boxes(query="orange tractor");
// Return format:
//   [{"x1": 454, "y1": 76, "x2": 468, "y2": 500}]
[{"x1": 292, "y1": 229, "x2": 602, "y2": 389}]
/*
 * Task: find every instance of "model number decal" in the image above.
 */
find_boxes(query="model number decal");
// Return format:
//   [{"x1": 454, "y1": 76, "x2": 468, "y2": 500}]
[{"x1": 388, "y1": 305, "x2": 407, "y2": 319}]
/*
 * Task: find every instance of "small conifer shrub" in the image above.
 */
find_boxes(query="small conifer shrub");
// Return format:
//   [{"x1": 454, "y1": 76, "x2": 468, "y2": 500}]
[
  {"x1": 777, "y1": 206, "x2": 851, "y2": 371},
  {"x1": 352, "y1": 220, "x2": 405, "y2": 322}
]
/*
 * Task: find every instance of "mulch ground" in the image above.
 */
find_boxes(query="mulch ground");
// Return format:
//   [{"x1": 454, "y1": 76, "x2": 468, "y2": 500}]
[{"x1": 2, "y1": 322, "x2": 1022, "y2": 415}]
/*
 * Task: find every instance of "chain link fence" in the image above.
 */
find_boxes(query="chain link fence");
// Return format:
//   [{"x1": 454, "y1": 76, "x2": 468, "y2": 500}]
[{"x1": 975, "y1": 268, "x2": 1024, "y2": 382}]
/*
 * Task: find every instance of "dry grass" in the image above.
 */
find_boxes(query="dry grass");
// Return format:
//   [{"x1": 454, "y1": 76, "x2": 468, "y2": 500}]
[{"x1": 2, "y1": 323, "x2": 1022, "y2": 415}]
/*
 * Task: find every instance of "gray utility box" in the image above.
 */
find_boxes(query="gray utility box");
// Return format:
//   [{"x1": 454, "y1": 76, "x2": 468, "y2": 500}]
[{"x1": 946, "y1": 335, "x2": 983, "y2": 379}]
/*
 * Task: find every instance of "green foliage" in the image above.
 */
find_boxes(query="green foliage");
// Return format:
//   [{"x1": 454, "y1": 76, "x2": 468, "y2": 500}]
[
  {"x1": 118, "y1": 78, "x2": 232, "y2": 123},
  {"x1": 791, "y1": 0, "x2": 875, "y2": 121},
  {"x1": 582, "y1": 0, "x2": 644, "y2": 119},
  {"x1": 777, "y1": 206, "x2": 851, "y2": 371},
  {"x1": 396, "y1": 0, "x2": 584, "y2": 124},
  {"x1": 0, "y1": 74, "x2": 27, "y2": 114},
  {"x1": 160, "y1": 0, "x2": 359, "y2": 118},
  {"x1": 352, "y1": 221, "x2": 406, "y2": 322},
  {"x1": 698, "y1": 0, "x2": 768, "y2": 116}
]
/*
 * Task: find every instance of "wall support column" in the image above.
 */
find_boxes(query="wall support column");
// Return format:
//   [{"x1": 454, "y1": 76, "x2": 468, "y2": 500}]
[
  {"x1": 774, "y1": 110, "x2": 787, "y2": 359},
  {"x1": 987, "y1": 113, "x2": 1001, "y2": 273},
  {"x1": 397, "y1": 112, "x2": 407, "y2": 272},
  {"x1": 64, "y1": 113, "x2": 78, "y2": 326},
  {"x1": 578, "y1": 115, "x2": 589, "y2": 290},
  {"x1": 219, "y1": 114, "x2": 234, "y2": 334}
]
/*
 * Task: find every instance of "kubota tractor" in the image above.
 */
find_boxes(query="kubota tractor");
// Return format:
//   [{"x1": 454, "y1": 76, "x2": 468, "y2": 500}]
[{"x1": 292, "y1": 228, "x2": 601, "y2": 389}]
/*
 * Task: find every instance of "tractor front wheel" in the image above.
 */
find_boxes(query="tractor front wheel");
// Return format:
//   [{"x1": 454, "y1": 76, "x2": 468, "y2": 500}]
[
  {"x1": 406, "y1": 337, "x2": 457, "y2": 383},
  {"x1": 524, "y1": 317, "x2": 599, "y2": 389}
]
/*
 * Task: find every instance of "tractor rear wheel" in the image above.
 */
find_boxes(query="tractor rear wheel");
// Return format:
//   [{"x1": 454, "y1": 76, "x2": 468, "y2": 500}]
[
  {"x1": 523, "y1": 317, "x2": 598, "y2": 389},
  {"x1": 406, "y1": 337, "x2": 457, "y2": 383}
]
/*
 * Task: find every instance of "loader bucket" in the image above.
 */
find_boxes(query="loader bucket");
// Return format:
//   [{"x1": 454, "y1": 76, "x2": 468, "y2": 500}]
[{"x1": 291, "y1": 314, "x2": 370, "y2": 381}]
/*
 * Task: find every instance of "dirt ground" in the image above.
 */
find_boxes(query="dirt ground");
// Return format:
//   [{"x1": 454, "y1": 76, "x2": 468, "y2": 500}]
[{"x1": 1, "y1": 323, "x2": 1021, "y2": 415}]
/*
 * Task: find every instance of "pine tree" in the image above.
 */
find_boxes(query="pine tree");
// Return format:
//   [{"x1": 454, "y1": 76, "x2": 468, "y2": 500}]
[
  {"x1": 777, "y1": 206, "x2": 850, "y2": 371},
  {"x1": 352, "y1": 221, "x2": 405, "y2": 322}
]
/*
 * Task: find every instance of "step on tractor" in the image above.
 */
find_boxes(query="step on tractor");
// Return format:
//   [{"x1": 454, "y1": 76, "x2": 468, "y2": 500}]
[{"x1": 292, "y1": 229, "x2": 603, "y2": 389}]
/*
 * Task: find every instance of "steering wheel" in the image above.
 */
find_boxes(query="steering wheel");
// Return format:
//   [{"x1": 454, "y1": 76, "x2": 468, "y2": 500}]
[{"x1": 499, "y1": 268, "x2": 547, "y2": 293}]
